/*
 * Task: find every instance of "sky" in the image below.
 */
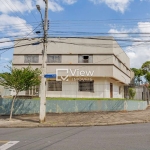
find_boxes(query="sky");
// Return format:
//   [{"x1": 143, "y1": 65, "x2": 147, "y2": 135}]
[{"x1": 0, "y1": 0, "x2": 150, "y2": 72}]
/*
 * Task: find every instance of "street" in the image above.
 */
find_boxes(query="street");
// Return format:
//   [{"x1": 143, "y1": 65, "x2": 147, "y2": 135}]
[{"x1": 0, "y1": 123, "x2": 150, "y2": 150}]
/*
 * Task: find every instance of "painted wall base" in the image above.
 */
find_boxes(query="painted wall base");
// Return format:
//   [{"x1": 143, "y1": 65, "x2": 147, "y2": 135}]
[{"x1": 0, "y1": 99, "x2": 147, "y2": 115}]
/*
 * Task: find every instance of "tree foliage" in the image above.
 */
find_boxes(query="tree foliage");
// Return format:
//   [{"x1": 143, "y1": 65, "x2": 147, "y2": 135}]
[
  {"x1": 131, "y1": 68, "x2": 143, "y2": 85},
  {"x1": 141, "y1": 61, "x2": 150, "y2": 86},
  {"x1": 131, "y1": 68, "x2": 143, "y2": 77},
  {"x1": 0, "y1": 67, "x2": 41, "y2": 93},
  {"x1": 141, "y1": 61, "x2": 150, "y2": 74},
  {"x1": 131, "y1": 61, "x2": 150, "y2": 85},
  {"x1": 0, "y1": 66, "x2": 41, "y2": 120}
]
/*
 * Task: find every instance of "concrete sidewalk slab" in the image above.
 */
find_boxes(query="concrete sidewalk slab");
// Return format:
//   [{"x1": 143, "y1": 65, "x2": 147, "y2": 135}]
[{"x1": 0, "y1": 107, "x2": 150, "y2": 127}]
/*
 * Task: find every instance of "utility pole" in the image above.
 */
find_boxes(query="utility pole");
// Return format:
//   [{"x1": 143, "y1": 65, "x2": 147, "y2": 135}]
[{"x1": 39, "y1": 0, "x2": 48, "y2": 123}]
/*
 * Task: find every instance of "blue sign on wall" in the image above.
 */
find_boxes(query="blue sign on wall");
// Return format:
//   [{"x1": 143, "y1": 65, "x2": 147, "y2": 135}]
[{"x1": 44, "y1": 74, "x2": 56, "y2": 78}]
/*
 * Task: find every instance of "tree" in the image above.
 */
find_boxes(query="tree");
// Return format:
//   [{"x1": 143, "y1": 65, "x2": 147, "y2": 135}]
[
  {"x1": 0, "y1": 66, "x2": 41, "y2": 120},
  {"x1": 131, "y1": 68, "x2": 143, "y2": 85},
  {"x1": 141, "y1": 61, "x2": 150, "y2": 74},
  {"x1": 128, "y1": 88, "x2": 136, "y2": 99}
]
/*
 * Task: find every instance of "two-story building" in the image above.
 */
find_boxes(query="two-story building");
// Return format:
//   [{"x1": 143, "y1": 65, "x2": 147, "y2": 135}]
[{"x1": 13, "y1": 37, "x2": 131, "y2": 98}]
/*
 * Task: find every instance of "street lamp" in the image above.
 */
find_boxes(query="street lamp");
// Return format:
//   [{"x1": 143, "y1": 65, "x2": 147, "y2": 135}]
[
  {"x1": 36, "y1": 5, "x2": 44, "y2": 32},
  {"x1": 36, "y1": 5, "x2": 41, "y2": 11}
]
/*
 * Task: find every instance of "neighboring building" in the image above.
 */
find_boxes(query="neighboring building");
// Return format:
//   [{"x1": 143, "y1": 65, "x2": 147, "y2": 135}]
[
  {"x1": 13, "y1": 37, "x2": 131, "y2": 98},
  {"x1": 0, "y1": 85, "x2": 15, "y2": 97},
  {"x1": 125, "y1": 84, "x2": 150, "y2": 101}
]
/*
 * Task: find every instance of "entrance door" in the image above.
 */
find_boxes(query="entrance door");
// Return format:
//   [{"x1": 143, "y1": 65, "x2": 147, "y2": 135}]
[{"x1": 110, "y1": 83, "x2": 113, "y2": 98}]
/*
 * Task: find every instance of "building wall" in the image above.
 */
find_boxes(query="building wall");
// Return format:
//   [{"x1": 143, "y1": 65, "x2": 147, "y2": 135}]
[
  {"x1": 13, "y1": 37, "x2": 131, "y2": 98},
  {"x1": 134, "y1": 87, "x2": 143, "y2": 100},
  {"x1": 42, "y1": 77, "x2": 124, "y2": 98},
  {"x1": 13, "y1": 64, "x2": 130, "y2": 84},
  {"x1": 14, "y1": 37, "x2": 130, "y2": 65},
  {"x1": 113, "y1": 40, "x2": 130, "y2": 67}
]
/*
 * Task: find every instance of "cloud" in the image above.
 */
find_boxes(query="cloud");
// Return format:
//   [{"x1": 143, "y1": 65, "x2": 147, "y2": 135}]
[
  {"x1": 36, "y1": 0, "x2": 64, "y2": 12},
  {"x1": 62, "y1": 0, "x2": 77, "y2": 5},
  {"x1": 108, "y1": 29, "x2": 129, "y2": 38},
  {"x1": 138, "y1": 22, "x2": 150, "y2": 33},
  {"x1": 0, "y1": 0, "x2": 34, "y2": 14},
  {"x1": 0, "y1": 0, "x2": 65, "y2": 14},
  {"x1": 108, "y1": 22, "x2": 150, "y2": 68},
  {"x1": 49, "y1": 1, "x2": 64, "y2": 11},
  {"x1": 36, "y1": 0, "x2": 77, "y2": 11},
  {"x1": 1, "y1": 57, "x2": 10, "y2": 61},
  {"x1": 89, "y1": 0, "x2": 133, "y2": 13},
  {"x1": 0, "y1": 38, "x2": 13, "y2": 48},
  {"x1": 0, "y1": 14, "x2": 33, "y2": 37},
  {"x1": 126, "y1": 44, "x2": 150, "y2": 68}
]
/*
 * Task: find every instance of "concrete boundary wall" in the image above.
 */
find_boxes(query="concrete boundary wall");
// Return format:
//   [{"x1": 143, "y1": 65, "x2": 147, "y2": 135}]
[{"x1": 0, "y1": 99, "x2": 147, "y2": 115}]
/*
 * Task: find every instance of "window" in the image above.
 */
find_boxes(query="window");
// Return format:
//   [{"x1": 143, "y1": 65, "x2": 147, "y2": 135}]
[
  {"x1": 78, "y1": 55, "x2": 93, "y2": 63},
  {"x1": 24, "y1": 55, "x2": 39, "y2": 63},
  {"x1": 78, "y1": 81, "x2": 94, "y2": 92},
  {"x1": 47, "y1": 55, "x2": 61, "y2": 63},
  {"x1": 48, "y1": 81, "x2": 62, "y2": 91}
]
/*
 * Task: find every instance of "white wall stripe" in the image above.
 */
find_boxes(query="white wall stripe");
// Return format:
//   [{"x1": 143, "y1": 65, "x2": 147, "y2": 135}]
[{"x1": 0, "y1": 141, "x2": 19, "y2": 150}]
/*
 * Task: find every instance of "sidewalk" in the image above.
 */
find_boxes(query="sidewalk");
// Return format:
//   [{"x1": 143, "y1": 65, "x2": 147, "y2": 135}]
[{"x1": 0, "y1": 106, "x2": 150, "y2": 127}]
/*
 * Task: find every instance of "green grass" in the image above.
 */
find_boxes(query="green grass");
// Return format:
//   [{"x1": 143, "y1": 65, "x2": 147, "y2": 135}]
[
  {"x1": 3, "y1": 97, "x2": 143, "y2": 101},
  {"x1": 32, "y1": 97, "x2": 134, "y2": 101}
]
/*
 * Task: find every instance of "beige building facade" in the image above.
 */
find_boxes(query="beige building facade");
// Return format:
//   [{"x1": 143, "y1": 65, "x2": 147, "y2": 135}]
[{"x1": 13, "y1": 37, "x2": 131, "y2": 98}]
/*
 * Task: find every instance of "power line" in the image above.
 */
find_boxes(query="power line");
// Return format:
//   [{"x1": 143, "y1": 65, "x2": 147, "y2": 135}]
[
  {"x1": 48, "y1": 31, "x2": 150, "y2": 35},
  {"x1": 50, "y1": 18, "x2": 150, "y2": 22},
  {"x1": 23, "y1": 0, "x2": 38, "y2": 22},
  {"x1": 1, "y1": 36, "x2": 150, "y2": 48},
  {"x1": 0, "y1": 40, "x2": 148, "y2": 73},
  {"x1": 2, "y1": 34, "x2": 150, "y2": 50},
  {"x1": 0, "y1": 23, "x2": 42, "y2": 55},
  {"x1": 0, "y1": 24, "x2": 41, "y2": 29},
  {"x1": 48, "y1": 36, "x2": 150, "y2": 42},
  {"x1": 0, "y1": 34, "x2": 41, "y2": 39},
  {"x1": 49, "y1": 40, "x2": 150, "y2": 48},
  {"x1": 0, "y1": 22, "x2": 40, "y2": 27},
  {"x1": 0, "y1": 38, "x2": 40, "y2": 44},
  {"x1": 5, "y1": 0, "x2": 32, "y2": 24},
  {"x1": 0, "y1": 0, "x2": 32, "y2": 32},
  {"x1": 0, "y1": 41, "x2": 42, "y2": 52},
  {"x1": 0, "y1": 39, "x2": 52, "y2": 68}
]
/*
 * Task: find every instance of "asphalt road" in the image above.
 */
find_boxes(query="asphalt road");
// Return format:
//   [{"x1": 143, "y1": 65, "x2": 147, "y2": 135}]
[{"x1": 0, "y1": 123, "x2": 150, "y2": 150}]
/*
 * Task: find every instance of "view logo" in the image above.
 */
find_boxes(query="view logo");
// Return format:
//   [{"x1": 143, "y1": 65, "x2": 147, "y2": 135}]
[{"x1": 56, "y1": 69, "x2": 94, "y2": 81}]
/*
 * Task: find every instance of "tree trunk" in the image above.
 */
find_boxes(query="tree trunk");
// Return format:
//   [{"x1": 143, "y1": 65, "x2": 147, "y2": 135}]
[{"x1": 9, "y1": 94, "x2": 17, "y2": 120}]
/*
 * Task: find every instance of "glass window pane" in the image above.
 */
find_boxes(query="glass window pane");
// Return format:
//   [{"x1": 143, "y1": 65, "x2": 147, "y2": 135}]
[
  {"x1": 48, "y1": 81, "x2": 62, "y2": 91},
  {"x1": 79, "y1": 81, "x2": 94, "y2": 92},
  {"x1": 47, "y1": 55, "x2": 61, "y2": 63},
  {"x1": 24, "y1": 55, "x2": 39, "y2": 63}
]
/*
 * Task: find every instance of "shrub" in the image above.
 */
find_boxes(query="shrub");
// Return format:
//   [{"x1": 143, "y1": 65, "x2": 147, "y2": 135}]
[{"x1": 128, "y1": 88, "x2": 136, "y2": 99}]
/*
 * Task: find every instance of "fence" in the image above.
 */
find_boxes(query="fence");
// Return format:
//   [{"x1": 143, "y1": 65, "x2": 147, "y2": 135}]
[{"x1": 0, "y1": 99, "x2": 148, "y2": 115}]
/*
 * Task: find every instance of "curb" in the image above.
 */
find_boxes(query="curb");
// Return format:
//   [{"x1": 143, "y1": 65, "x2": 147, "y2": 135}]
[{"x1": 0, "y1": 120, "x2": 149, "y2": 128}]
